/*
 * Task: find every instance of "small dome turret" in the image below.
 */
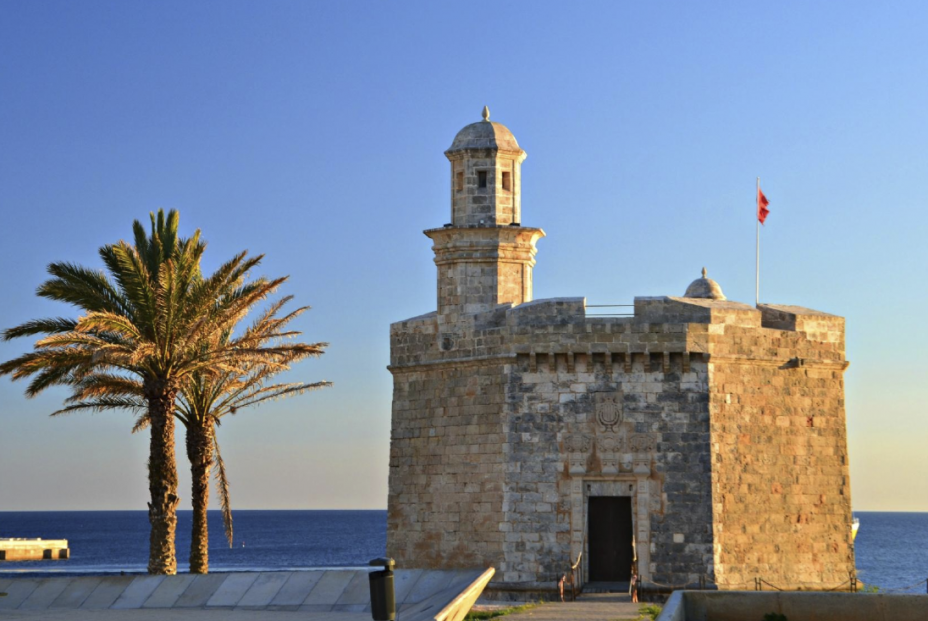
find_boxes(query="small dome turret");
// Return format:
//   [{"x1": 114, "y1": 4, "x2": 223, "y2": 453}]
[
  {"x1": 444, "y1": 107, "x2": 527, "y2": 228},
  {"x1": 446, "y1": 106, "x2": 522, "y2": 154},
  {"x1": 684, "y1": 267, "x2": 726, "y2": 300}
]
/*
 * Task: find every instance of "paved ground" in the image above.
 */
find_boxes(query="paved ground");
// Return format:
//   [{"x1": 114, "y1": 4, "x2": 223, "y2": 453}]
[
  {"x1": 0, "y1": 610, "x2": 368, "y2": 620},
  {"x1": 507, "y1": 593, "x2": 644, "y2": 621},
  {"x1": 0, "y1": 569, "x2": 480, "y2": 613},
  {"x1": 0, "y1": 594, "x2": 646, "y2": 621},
  {"x1": 0, "y1": 578, "x2": 646, "y2": 621}
]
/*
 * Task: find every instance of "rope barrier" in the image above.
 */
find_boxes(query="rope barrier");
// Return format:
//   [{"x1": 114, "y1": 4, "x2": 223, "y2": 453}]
[
  {"x1": 879, "y1": 578, "x2": 928, "y2": 593},
  {"x1": 694, "y1": 574, "x2": 928, "y2": 594}
]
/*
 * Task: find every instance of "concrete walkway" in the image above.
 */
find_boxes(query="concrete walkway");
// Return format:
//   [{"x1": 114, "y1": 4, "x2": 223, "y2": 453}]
[
  {"x1": 508, "y1": 593, "x2": 643, "y2": 621},
  {"x1": 0, "y1": 610, "x2": 366, "y2": 620},
  {"x1": 0, "y1": 568, "x2": 483, "y2": 616}
]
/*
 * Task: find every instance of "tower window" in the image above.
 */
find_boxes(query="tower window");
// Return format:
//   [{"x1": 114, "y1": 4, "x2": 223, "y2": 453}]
[
  {"x1": 477, "y1": 170, "x2": 488, "y2": 189},
  {"x1": 456, "y1": 171, "x2": 464, "y2": 192},
  {"x1": 501, "y1": 171, "x2": 511, "y2": 192}
]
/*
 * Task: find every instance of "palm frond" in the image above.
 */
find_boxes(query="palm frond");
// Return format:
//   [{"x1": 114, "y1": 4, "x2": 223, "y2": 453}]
[
  {"x1": 212, "y1": 432, "x2": 233, "y2": 548},
  {"x1": 225, "y1": 381, "x2": 332, "y2": 415},
  {"x1": 2, "y1": 317, "x2": 79, "y2": 341},
  {"x1": 51, "y1": 396, "x2": 148, "y2": 417},
  {"x1": 37, "y1": 263, "x2": 128, "y2": 316},
  {"x1": 132, "y1": 412, "x2": 151, "y2": 433}
]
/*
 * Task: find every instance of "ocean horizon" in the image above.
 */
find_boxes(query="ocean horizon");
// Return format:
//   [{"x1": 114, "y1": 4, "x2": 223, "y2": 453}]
[{"x1": 2, "y1": 510, "x2": 926, "y2": 593}]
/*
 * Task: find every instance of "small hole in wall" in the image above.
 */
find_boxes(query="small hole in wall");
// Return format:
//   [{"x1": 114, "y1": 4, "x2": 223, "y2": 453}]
[
  {"x1": 502, "y1": 171, "x2": 511, "y2": 191},
  {"x1": 629, "y1": 484, "x2": 634, "y2": 492},
  {"x1": 807, "y1": 416, "x2": 814, "y2": 427},
  {"x1": 586, "y1": 484, "x2": 591, "y2": 491},
  {"x1": 478, "y1": 170, "x2": 488, "y2": 188},
  {"x1": 456, "y1": 171, "x2": 464, "y2": 191}
]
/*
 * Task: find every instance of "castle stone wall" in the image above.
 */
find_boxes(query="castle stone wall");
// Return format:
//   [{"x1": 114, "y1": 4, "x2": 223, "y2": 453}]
[
  {"x1": 708, "y1": 306, "x2": 854, "y2": 589},
  {"x1": 387, "y1": 297, "x2": 855, "y2": 594}
]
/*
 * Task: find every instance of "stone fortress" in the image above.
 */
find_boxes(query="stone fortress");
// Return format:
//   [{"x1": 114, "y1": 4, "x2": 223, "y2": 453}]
[{"x1": 385, "y1": 108, "x2": 855, "y2": 597}]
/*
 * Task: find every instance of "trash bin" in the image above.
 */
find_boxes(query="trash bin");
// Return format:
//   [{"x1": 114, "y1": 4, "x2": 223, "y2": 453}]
[{"x1": 369, "y1": 557, "x2": 396, "y2": 621}]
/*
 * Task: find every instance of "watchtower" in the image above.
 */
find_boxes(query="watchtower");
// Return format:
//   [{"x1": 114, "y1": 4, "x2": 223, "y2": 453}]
[{"x1": 426, "y1": 107, "x2": 544, "y2": 326}]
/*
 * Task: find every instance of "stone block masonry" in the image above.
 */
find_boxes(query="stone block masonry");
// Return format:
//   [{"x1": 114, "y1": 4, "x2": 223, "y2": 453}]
[{"x1": 386, "y1": 110, "x2": 854, "y2": 597}]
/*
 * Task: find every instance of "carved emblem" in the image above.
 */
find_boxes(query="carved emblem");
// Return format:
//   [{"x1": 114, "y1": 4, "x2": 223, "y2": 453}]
[
  {"x1": 597, "y1": 433, "x2": 622, "y2": 475},
  {"x1": 565, "y1": 434, "x2": 592, "y2": 453},
  {"x1": 594, "y1": 392, "x2": 623, "y2": 431},
  {"x1": 629, "y1": 433, "x2": 657, "y2": 453},
  {"x1": 597, "y1": 434, "x2": 621, "y2": 453},
  {"x1": 565, "y1": 434, "x2": 591, "y2": 474},
  {"x1": 439, "y1": 332, "x2": 458, "y2": 351}
]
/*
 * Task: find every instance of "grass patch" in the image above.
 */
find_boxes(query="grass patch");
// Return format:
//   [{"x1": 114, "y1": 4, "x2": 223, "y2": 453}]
[
  {"x1": 637, "y1": 603, "x2": 662, "y2": 620},
  {"x1": 465, "y1": 603, "x2": 538, "y2": 619}
]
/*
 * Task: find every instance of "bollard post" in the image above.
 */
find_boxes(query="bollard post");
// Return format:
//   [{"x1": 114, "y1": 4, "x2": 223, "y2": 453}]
[{"x1": 369, "y1": 557, "x2": 396, "y2": 621}]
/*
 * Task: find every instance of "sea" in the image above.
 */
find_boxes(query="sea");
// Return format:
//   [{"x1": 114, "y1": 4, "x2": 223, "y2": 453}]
[{"x1": 1, "y1": 510, "x2": 926, "y2": 593}]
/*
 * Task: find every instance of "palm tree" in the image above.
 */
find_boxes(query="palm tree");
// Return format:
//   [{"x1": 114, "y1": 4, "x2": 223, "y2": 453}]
[
  {"x1": 174, "y1": 298, "x2": 329, "y2": 573},
  {"x1": 66, "y1": 296, "x2": 330, "y2": 573},
  {"x1": 0, "y1": 210, "x2": 299, "y2": 574}
]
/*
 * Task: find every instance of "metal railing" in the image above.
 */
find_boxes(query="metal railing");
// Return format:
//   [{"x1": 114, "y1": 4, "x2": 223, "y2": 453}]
[{"x1": 585, "y1": 304, "x2": 634, "y2": 317}]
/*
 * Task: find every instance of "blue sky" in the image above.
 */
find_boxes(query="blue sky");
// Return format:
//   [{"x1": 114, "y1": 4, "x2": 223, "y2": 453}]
[{"x1": 1, "y1": 1, "x2": 926, "y2": 511}]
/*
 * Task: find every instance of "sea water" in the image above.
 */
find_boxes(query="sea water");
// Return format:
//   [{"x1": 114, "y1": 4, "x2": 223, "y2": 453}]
[
  {"x1": 1, "y1": 510, "x2": 926, "y2": 593},
  {"x1": 0, "y1": 510, "x2": 385, "y2": 575}
]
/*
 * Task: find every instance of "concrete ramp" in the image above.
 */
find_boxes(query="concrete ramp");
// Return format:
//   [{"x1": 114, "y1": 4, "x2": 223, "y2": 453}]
[{"x1": 0, "y1": 568, "x2": 494, "y2": 619}]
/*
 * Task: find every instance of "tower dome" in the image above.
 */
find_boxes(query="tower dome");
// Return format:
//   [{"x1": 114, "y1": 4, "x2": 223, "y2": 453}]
[
  {"x1": 684, "y1": 267, "x2": 726, "y2": 300},
  {"x1": 426, "y1": 108, "x2": 544, "y2": 320},
  {"x1": 446, "y1": 107, "x2": 521, "y2": 153},
  {"x1": 443, "y1": 107, "x2": 527, "y2": 229}
]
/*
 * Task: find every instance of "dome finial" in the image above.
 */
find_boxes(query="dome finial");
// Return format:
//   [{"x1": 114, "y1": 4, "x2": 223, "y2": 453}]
[
  {"x1": 684, "y1": 267, "x2": 726, "y2": 300},
  {"x1": 482, "y1": 105, "x2": 490, "y2": 121}
]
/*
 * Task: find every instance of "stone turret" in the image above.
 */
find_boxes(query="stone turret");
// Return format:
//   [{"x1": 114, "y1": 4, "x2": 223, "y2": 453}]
[
  {"x1": 425, "y1": 108, "x2": 545, "y2": 323},
  {"x1": 387, "y1": 114, "x2": 854, "y2": 597}
]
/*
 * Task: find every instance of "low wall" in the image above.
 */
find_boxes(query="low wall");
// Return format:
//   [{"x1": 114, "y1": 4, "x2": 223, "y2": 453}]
[
  {"x1": 0, "y1": 567, "x2": 494, "y2": 619},
  {"x1": 658, "y1": 590, "x2": 928, "y2": 621}
]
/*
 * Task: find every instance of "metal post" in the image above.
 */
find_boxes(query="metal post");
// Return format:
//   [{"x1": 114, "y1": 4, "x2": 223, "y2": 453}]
[
  {"x1": 756, "y1": 177, "x2": 760, "y2": 307},
  {"x1": 369, "y1": 557, "x2": 396, "y2": 621}
]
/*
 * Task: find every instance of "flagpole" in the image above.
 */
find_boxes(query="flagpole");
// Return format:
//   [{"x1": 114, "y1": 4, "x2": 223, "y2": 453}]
[{"x1": 755, "y1": 177, "x2": 760, "y2": 307}]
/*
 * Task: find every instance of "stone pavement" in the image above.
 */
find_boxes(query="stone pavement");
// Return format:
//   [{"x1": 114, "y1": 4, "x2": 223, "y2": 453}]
[
  {"x1": 0, "y1": 568, "x2": 489, "y2": 619},
  {"x1": 507, "y1": 593, "x2": 643, "y2": 621},
  {"x1": 0, "y1": 610, "x2": 366, "y2": 620}
]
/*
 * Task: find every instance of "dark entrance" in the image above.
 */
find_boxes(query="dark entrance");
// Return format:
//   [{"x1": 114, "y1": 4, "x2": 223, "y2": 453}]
[{"x1": 587, "y1": 496, "x2": 634, "y2": 582}]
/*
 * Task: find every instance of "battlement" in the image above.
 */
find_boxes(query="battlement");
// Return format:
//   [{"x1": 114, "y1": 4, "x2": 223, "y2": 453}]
[
  {"x1": 391, "y1": 295, "x2": 846, "y2": 371},
  {"x1": 387, "y1": 113, "x2": 853, "y2": 595}
]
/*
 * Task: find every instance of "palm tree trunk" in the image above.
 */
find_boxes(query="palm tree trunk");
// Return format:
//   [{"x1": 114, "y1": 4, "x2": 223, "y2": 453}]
[
  {"x1": 146, "y1": 381, "x2": 180, "y2": 575},
  {"x1": 187, "y1": 419, "x2": 214, "y2": 574}
]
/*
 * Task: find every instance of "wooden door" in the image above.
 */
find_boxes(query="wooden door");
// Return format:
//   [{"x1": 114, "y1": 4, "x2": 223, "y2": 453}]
[{"x1": 587, "y1": 496, "x2": 633, "y2": 582}]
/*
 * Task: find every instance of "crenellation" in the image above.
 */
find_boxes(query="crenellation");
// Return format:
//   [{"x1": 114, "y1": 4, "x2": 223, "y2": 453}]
[{"x1": 386, "y1": 112, "x2": 854, "y2": 598}]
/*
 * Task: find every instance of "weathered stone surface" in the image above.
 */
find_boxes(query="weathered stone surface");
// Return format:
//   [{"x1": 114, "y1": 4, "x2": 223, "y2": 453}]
[
  {"x1": 49, "y1": 577, "x2": 102, "y2": 608},
  {"x1": 142, "y1": 574, "x2": 196, "y2": 608},
  {"x1": 386, "y1": 116, "x2": 854, "y2": 595},
  {"x1": 173, "y1": 574, "x2": 228, "y2": 608},
  {"x1": 80, "y1": 576, "x2": 129, "y2": 609},
  {"x1": 18, "y1": 578, "x2": 70, "y2": 610},
  {"x1": 111, "y1": 576, "x2": 164, "y2": 609},
  {"x1": 236, "y1": 572, "x2": 292, "y2": 609},
  {"x1": 270, "y1": 571, "x2": 325, "y2": 606},
  {"x1": 206, "y1": 573, "x2": 258, "y2": 607}
]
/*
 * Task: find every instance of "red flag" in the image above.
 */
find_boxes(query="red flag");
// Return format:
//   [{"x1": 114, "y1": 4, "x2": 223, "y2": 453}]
[{"x1": 757, "y1": 186, "x2": 770, "y2": 224}]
